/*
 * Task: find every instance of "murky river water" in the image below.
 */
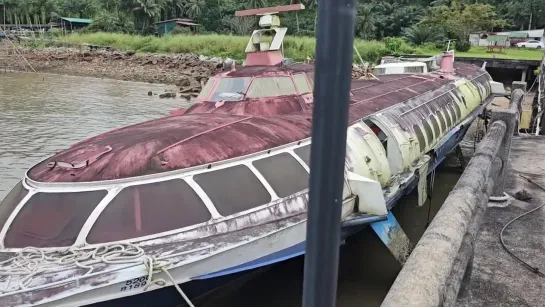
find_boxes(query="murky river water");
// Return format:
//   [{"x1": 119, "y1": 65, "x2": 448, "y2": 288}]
[
  {"x1": 0, "y1": 72, "x2": 479, "y2": 306},
  {"x1": 0, "y1": 72, "x2": 187, "y2": 198}
]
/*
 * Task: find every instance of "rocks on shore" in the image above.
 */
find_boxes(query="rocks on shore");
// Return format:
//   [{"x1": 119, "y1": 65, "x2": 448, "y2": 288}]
[
  {"x1": 159, "y1": 92, "x2": 177, "y2": 99},
  {"x1": 23, "y1": 47, "x2": 224, "y2": 90}
]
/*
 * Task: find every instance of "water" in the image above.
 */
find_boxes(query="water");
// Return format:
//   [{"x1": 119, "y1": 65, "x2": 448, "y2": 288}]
[
  {"x1": 0, "y1": 72, "x2": 188, "y2": 198},
  {"x1": 0, "y1": 72, "x2": 478, "y2": 306}
]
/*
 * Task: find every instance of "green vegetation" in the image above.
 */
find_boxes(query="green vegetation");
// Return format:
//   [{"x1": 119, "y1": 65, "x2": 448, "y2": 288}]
[
  {"x1": 61, "y1": 32, "x2": 545, "y2": 63},
  {"x1": 1, "y1": 0, "x2": 545, "y2": 38},
  {"x1": 448, "y1": 47, "x2": 545, "y2": 60},
  {"x1": 2, "y1": 0, "x2": 544, "y2": 62}
]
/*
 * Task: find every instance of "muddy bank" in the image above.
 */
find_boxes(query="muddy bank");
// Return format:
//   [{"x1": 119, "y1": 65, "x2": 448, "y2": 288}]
[{"x1": 17, "y1": 48, "x2": 222, "y2": 88}]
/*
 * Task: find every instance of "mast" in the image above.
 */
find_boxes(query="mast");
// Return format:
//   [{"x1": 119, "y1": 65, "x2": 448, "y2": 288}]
[{"x1": 235, "y1": 4, "x2": 305, "y2": 66}]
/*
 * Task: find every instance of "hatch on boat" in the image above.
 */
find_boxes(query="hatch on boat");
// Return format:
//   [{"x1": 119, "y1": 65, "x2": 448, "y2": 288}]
[{"x1": 373, "y1": 62, "x2": 428, "y2": 75}]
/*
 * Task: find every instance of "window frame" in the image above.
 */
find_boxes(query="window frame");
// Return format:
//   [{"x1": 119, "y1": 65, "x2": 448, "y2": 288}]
[
  {"x1": 246, "y1": 76, "x2": 299, "y2": 99},
  {"x1": 292, "y1": 73, "x2": 312, "y2": 94},
  {"x1": 3, "y1": 141, "x2": 312, "y2": 250}
]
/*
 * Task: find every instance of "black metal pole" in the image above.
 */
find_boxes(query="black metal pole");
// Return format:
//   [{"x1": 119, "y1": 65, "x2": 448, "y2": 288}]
[{"x1": 302, "y1": 0, "x2": 356, "y2": 306}]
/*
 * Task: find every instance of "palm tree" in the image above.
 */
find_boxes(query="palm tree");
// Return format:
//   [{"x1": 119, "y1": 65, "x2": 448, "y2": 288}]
[
  {"x1": 185, "y1": 0, "x2": 205, "y2": 19},
  {"x1": 243, "y1": 0, "x2": 268, "y2": 9},
  {"x1": 356, "y1": 4, "x2": 375, "y2": 39}
]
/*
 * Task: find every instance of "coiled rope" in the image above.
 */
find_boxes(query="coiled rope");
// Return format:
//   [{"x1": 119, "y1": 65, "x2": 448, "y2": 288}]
[{"x1": 0, "y1": 243, "x2": 194, "y2": 306}]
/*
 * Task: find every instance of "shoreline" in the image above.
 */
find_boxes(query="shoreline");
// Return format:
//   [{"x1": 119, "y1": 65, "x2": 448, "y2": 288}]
[{"x1": 12, "y1": 48, "x2": 222, "y2": 88}]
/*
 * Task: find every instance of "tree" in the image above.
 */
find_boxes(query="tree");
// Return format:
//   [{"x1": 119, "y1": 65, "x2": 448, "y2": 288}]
[
  {"x1": 356, "y1": 4, "x2": 375, "y2": 39},
  {"x1": 185, "y1": 0, "x2": 206, "y2": 19}
]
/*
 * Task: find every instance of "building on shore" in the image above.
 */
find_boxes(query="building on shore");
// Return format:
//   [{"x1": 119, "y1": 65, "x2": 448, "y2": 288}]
[
  {"x1": 470, "y1": 29, "x2": 545, "y2": 47},
  {"x1": 156, "y1": 18, "x2": 200, "y2": 36}
]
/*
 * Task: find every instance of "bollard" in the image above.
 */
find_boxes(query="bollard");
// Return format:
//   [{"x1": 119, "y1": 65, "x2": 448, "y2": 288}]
[{"x1": 381, "y1": 121, "x2": 507, "y2": 307}]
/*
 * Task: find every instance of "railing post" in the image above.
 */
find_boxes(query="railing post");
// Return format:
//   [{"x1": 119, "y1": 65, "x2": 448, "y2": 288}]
[
  {"x1": 302, "y1": 0, "x2": 356, "y2": 307},
  {"x1": 489, "y1": 89, "x2": 524, "y2": 197}
]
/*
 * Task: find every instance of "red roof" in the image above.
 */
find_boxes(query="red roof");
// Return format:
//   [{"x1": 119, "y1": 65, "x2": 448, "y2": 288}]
[{"x1": 28, "y1": 62, "x2": 483, "y2": 183}]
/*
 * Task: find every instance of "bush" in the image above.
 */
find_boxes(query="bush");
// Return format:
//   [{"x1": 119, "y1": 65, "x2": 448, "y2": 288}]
[
  {"x1": 454, "y1": 40, "x2": 471, "y2": 52},
  {"x1": 86, "y1": 12, "x2": 135, "y2": 34},
  {"x1": 170, "y1": 27, "x2": 192, "y2": 36},
  {"x1": 63, "y1": 33, "x2": 425, "y2": 63},
  {"x1": 294, "y1": 30, "x2": 315, "y2": 37}
]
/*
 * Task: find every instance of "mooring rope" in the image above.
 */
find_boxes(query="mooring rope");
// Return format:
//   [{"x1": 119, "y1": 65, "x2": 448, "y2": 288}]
[{"x1": 0, "y1": 243, "x2": 195, "y2": 305}]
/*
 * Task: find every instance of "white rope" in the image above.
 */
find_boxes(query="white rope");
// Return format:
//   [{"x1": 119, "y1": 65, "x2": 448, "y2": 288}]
[
  {"x1": 0, "y1": 243, "x2": 194, "y2": 305},
  {"x1": 0, "y1": 244, "x2": 145, "y2": 293},
  {"x1": 143, "y1": 256, "x2": 195, "y2": 307}
]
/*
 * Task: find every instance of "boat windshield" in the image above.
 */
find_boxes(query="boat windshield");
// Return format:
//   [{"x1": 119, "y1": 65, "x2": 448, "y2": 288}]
[
  {"x1": 4, "y1": 190, "x2": 107, "y2": 248},
  {"x1": 0, "y1": 181, "x2": 28, "y2": 232},
  {"x1": 206, "y1": 77, "x2": 251, "y2": 102},
  {"x1": 246, "y1": 77, "x2": 297, "y2": 98}
]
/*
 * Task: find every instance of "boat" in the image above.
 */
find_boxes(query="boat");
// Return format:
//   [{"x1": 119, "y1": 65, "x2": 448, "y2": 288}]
[{"x1": 0, "y1": 4, "x2": 506, "y2": 307}]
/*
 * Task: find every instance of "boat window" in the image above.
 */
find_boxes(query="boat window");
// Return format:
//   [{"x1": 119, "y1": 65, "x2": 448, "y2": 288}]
[
  {"x1": 294, "y1": 145, "x2": 311, "y2": 167},
  {"x1": 0, "y1": 181, "x2": 28, "y2": 232},
  {"x1": 454, "y1": 103, "x2": 462, "y2": 120},
  {"x1": 414, "y1": 124, "x2": 426, "y2": 152},
  {"x1": 253, "y1": 153, "x2": 309, "y2": 198},
  {"x1": 197, "y1": 78, "x2": 216, "y2": 100},
  {"x1": 444, "y1": 107, "x2": 453, "y2": 128},
  {"x1": 306, "y1": 73, "x2": 315, "y2": 89},
  {"x1": 194, "y1": 165, "x2": 271, "y2": 216},
  {"x1": 430, "y1": 114, "x2": 441, "y2": 137},
  {"x1": 437, "y1": 111, "x2": 447, "y2": 133},
  {"x1": 293, "y1": 74, "x2": 311, "y2": 94},
  {"x1": 246, "y1": 77, "x2": 297, "y2": 98},
  {"x1": 209, "y1": 77, "x2": 251, "y2": 102},
  {"x1": 87, "y1": 180, "x2": 211, "y2": 244},
  {"x1": 366, "y1": 121, "x2": 388, "y2": 153},
  {"x1": 5, "y1": 190, "x2": 107, "y2": 248},
  {"x1": 422, "y1": 120, "x2": 434, "y2": 145},
  {"x1": 446, "y1": 103, "x2": 457, "y2": 124}
]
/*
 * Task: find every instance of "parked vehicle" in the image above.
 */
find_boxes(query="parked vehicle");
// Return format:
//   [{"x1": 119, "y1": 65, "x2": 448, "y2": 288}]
[{"x1": 516, "y1": 40, "x2": 545, "y2": 49}]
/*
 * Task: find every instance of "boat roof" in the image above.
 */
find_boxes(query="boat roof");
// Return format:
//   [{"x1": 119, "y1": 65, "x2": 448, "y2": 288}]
[
  {"x1": 375, "y1": 62, "x2": 427, "y2": 68},
  {"x1": 28, "y1": 62, "x2": 483, "y2": 183},
  {"x1": 219, "y1": 63, "x2": 314, "y2": 78}
]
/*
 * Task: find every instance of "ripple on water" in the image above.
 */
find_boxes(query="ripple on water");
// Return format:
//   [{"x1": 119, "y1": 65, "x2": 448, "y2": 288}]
[{"x1": 0, "y1": 73, "x2": 190, "y2": 197}]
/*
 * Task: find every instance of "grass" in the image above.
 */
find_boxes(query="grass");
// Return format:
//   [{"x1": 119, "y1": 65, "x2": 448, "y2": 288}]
[
  {"x1": 63, "y1": 33, "x2": 421, "y2": 63},
  {"x1": 61, "y1": 33, "x2": 545, "y2": 63},
  {"x1": 422, "y1": 46, "x2": 545, "y2": 61}
]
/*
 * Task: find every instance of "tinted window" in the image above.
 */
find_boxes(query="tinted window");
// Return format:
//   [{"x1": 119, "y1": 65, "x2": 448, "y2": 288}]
[
  {"x1": 247, "y1": 77, "x2": 297, "y2": 98},
  {"x1": 194, "y1": 165, "x2": 271, "y2": 216},
  {"x1": 197, "y1": 79, "x2": 216, "y2": 100},
  {"x1": 5, "y1": 190, "x2": 107, "y2": 248},
  {"x1": 454, "y1": 103, "x2": 462, "y2": 120},
  {"x1": 437, "y1": 111, "x2": 447, "y2": 133},
  {"x1": 210, "y1": 77, "x2": 251, "y2": 102},
  {"x1": 294, "y1": 145, "x2": 311, "y2": 167},
  {"x1": 414, "y1": 125, "x2": 426, "y2": 152},
  {"x1": 293, "y1": 74, "x2": 311, "y2": 94},
  {"x1": 447, "y1": 103, "x2": 457, "y2": 123},
  {"x1": 0, "y1": 182, "x2": 28, "y2": 232},
  {"x1": 87, "y1": 180, "x2": 211, "y2": 244},
  {"x1": 422, "y1": 120, "x2": 434, "y2": 144},
  {"x1": 253, "y1": 153, "x2": 309, "y2": 198},
  {"x1": 430, "y1": 115, "x2": 441, "y2": 136}
]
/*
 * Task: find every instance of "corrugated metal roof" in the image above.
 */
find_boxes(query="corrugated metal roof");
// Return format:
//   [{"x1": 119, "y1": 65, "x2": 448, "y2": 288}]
[
  {"x1": 486, "y1": 35, "x2": 508, "y2": 42},
  {"x1": 156, "y1": 18, "x2": 195, "y2": 24},
  {"x1": 60, "y1": 17, "x2": 92, "y2": 24},
  {"x1": 508, "y1": 32, "x2": 528, "y2": 38}
]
